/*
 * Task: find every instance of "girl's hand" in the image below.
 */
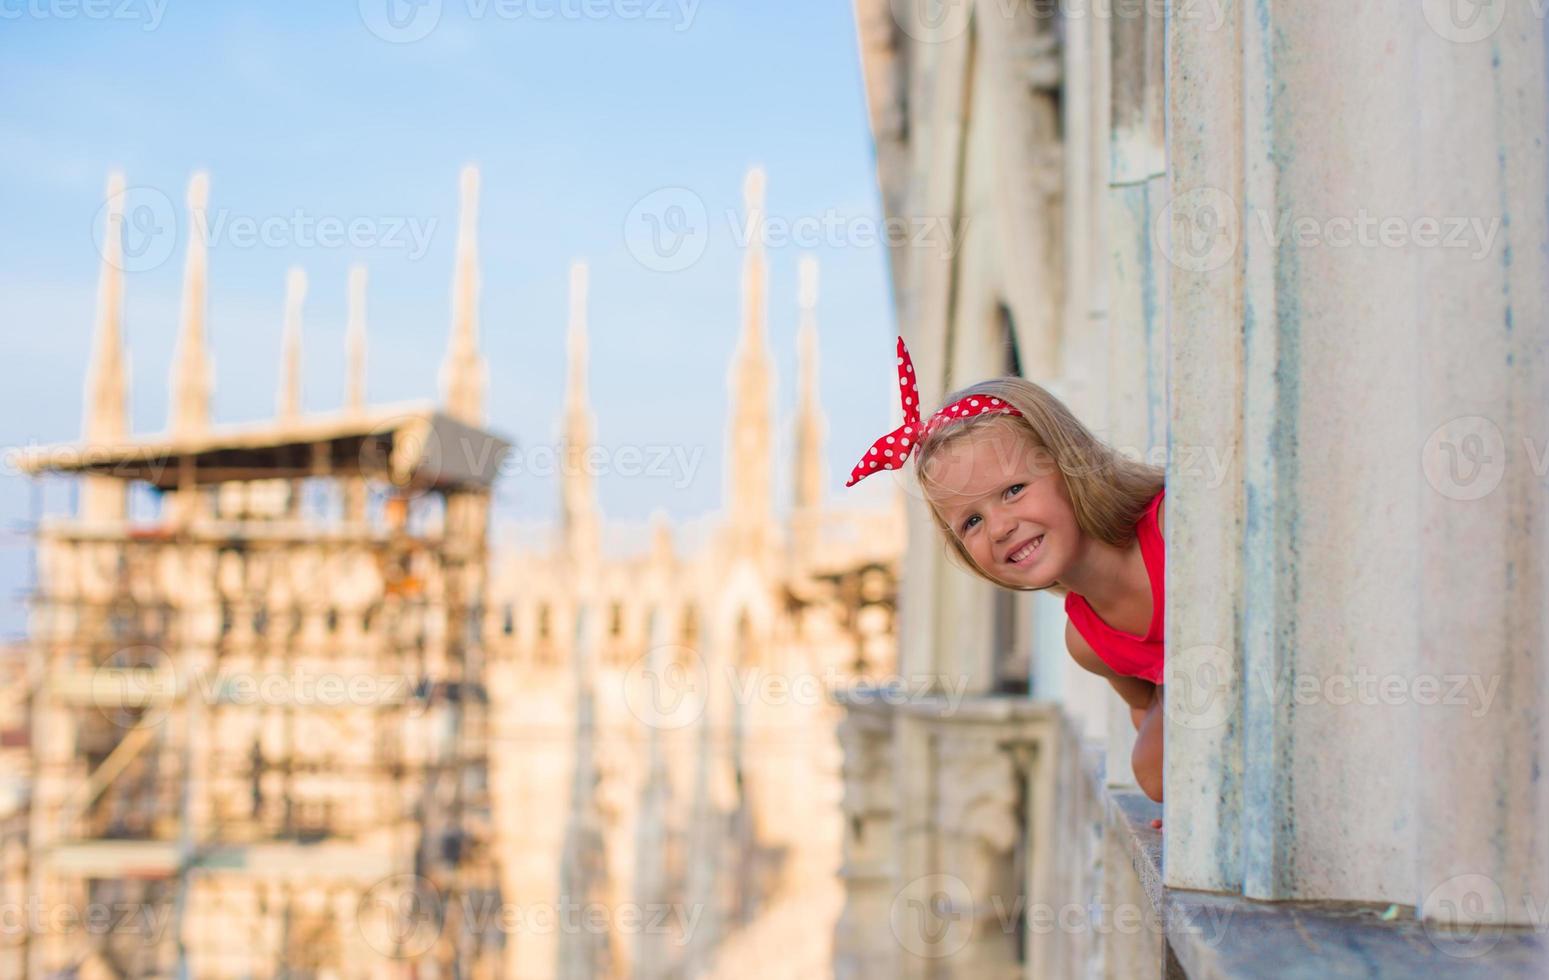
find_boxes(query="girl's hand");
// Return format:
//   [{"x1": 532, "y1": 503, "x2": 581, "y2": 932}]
[{"x1": 1131, "y1": 687, "x2": 1165, "y2": 803}]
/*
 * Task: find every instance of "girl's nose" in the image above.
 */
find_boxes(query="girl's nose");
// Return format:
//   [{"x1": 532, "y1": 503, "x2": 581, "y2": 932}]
[{"x1": 990, "y1": 509, "x2": 1017, "y2": 543}]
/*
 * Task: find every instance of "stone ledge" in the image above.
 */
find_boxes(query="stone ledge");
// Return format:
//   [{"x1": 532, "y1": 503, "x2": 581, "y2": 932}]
[
  {"x1": 1103, "y1": 788, "x2": 1549, "y2": 978},
  {"x1": 1165, "y1": 890, "x2": 1547, "y2": 980},
  {"x1": 1107, "y1": 788, "x2": 1165, "y2": 909},
  {"x1": 831, "y1": 689, "x2": 1063, "y2": 724}
]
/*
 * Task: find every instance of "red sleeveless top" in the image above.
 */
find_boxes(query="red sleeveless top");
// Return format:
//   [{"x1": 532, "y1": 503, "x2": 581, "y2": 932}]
[{"x1": 1063, "y1": 489, "x2": 1165, "y2": 684}]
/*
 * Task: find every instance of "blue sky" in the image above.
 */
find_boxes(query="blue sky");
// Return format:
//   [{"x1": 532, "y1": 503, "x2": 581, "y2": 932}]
[{"x1": 0, "y1": 0, "x2": 902, "y2": 636}]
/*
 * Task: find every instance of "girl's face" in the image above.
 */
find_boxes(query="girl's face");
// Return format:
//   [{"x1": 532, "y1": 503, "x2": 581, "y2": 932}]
[{"x1": 924, "y1": 424, "x2": 1080, "y2": 589}]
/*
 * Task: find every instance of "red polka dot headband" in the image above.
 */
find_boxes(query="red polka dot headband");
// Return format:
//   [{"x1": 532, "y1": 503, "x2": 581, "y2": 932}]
[{"x1": 845, "y1": 336, "x2": 1023, "y2": 487}]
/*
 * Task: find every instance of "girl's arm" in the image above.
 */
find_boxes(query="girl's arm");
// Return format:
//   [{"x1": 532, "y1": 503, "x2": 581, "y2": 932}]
[
  {"x1": 1065, "y1": 621, "x2": 1158, "y2": 712},
  {"x1": 1066, "y1": 621, "x2": 1165, "y2": 802},
  {"x1": 1132, "y1": 693, "x2": 1165, "y2": 803}
]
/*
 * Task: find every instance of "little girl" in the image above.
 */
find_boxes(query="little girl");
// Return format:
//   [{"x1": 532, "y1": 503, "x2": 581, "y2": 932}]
[{"x1": 847, "y1": 338, "x2": 1167, "y2": 803}]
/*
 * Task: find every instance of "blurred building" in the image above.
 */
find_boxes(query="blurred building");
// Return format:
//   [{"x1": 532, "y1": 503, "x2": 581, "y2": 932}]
[
  {"x1": 0, "y1": 643, "x2": 29, "y2": 977},
  {"x1": 13, "y1": 162, "x2": 903, "y2": 978},
  {"x1": 18, "y1": 170, "x2": 507, "y2": 977},
  {"x1": 483, "y1": 168, "x2": 903, "y2": 980},
  {"x1": 841, "y1": 1, "x2": 1547, "y2": 977}
]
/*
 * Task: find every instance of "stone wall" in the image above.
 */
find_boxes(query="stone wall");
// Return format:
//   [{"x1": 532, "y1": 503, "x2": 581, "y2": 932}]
[
  {"x1": 845, "y1": 0, "x2": 1547, "y2": 974},
  {"x1": 1163, "y1": 0, "x2": 1549, "y2": 923}
]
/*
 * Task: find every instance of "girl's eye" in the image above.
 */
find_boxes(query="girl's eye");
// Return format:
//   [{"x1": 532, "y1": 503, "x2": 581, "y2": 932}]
[
  {"x1": 960, "y1": 514, "x2": 981, "y2": 534},
  {"x1": 1005, "y1": 483, "x2": 1025, "y2": 498}
]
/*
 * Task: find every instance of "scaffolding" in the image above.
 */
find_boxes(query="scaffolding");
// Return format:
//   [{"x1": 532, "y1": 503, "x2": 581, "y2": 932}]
[{"x1": 19, "y1": 405, "x2": 509, "y2": 978}]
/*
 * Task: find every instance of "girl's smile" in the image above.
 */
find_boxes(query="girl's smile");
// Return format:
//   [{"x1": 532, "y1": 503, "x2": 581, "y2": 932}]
[{"x1": 1005, "y1": 534, "x2": 1045, "y2": 566}]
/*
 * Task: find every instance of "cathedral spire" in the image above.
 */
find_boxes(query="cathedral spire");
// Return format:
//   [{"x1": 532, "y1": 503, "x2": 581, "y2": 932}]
[
  {"x1": 345, "y1": 264, "x2": 368, "y2": 414},
  {"x1": 793, "y1": 255, "x2": 825, "y2": 511},
  {"x1": 740, "y1": 167, "x2": 769, "y2": 351},
  {"x1": 86, "y1": 173, "x2": 129, "y2": 444},
  {"x1": 791, "y1": 256, "x2": 827, "y2": 569},
  {"x1": 440, "y1": 165, "x2": 486, "y2": 426},
  {"x1": 277, "y1": 267, "x2": 306, "y2": 422},
  {"x1": 169, "y1": 172, "x2": 212, "y2": 436},
  {"x1": 725, "y1": 166, "x2": 775, "y2": 558},
  {"x1": 562, "y1": 259, "x2": 600, "y2": 566},
  {"x1": 565, "y1": 261, "x2": 591, "y2": 422},
  {"x1": 82, "y1": 172, "x2": 130, "y2": 521}
]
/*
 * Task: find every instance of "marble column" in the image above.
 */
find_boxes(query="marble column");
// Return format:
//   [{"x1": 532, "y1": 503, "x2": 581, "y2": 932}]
[{"x1": 1164, "y1": 1, "x2": 1548, "y2": 923}]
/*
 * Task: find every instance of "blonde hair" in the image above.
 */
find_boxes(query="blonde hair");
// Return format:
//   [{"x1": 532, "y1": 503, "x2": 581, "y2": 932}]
[{"x1": 915, "y1": 376, "x2": 1165, "y2": 594}]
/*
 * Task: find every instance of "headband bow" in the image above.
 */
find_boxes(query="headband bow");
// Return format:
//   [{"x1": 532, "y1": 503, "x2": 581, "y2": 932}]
[{"x1": 845, "y1": 336, "x2": 1023, "y2": 487}]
